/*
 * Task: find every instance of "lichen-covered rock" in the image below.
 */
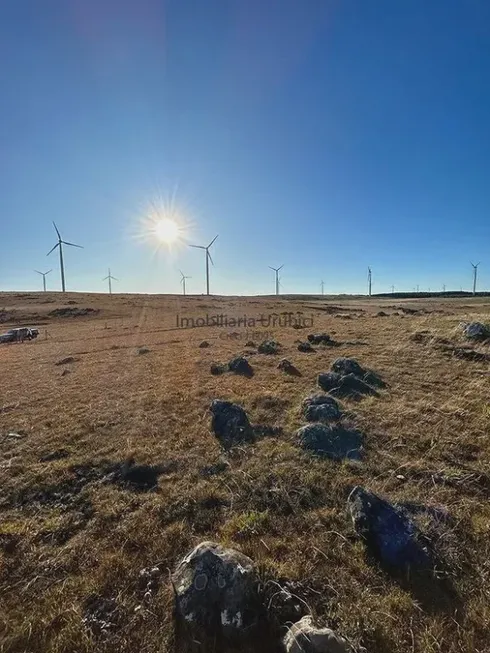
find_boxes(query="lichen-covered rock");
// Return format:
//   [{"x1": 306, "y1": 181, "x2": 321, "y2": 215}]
[
  {"x1": 297, "y1": 423, "x2": 362, "y2": 460},
  {"x1": 347, "y1": 486, "x2": 431, "y2": 569},
  {"x1": 258, "y1": 340, "x2": 280, "y2": 354},
  {"x1": 210, "y1": 400, "x2": 254, "y2": 448},
  {"x1": 284, "y1": 615, "x2": 353, "y2": 653},
  {"x1": 302, "y1": 394, "x2": 341, "y2": 422},
  {"x1": 173, "y1": 541, "x2": 261, "y2": 643},
  {"x1": 463, "y1": 321, "x2": 490, "y2": 341}
]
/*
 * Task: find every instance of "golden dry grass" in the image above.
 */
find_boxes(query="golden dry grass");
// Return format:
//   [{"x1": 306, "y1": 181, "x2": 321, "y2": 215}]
[{"x1": 1, "y1": 291, "x2": 490, "y2": 652}]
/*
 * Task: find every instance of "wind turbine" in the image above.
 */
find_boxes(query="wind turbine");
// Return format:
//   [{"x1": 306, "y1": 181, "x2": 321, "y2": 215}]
[
  {"x1": 179, "y1": 270, "x2": 191, "y2": 296},
  {"x1": 102, "y1": 268, "x2": 118, "y2": 295},
  {"x1": 190, "y1": 235, "x2": 218, "y2": 295},
  {"x1": 471, "y1": 261, "x2": 480, "y2": 296},
  {"x1": 269, "y1": 265, "x2": 283, "y2": 296},
  {"x1": 320, "y1": 280, "x2": 325, "y2": 295},
  {"x1": 367, "y1": 267, "x2": 372, "y2": 297},
  {"x1": 34, "y1": 269, "x2": 52, "y2": 292},
  {"x1": 47, "y1": 222, "x2": 83, "y2": 292}
]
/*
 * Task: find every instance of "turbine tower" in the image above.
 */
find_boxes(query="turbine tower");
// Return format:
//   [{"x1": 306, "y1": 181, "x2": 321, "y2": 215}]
[
  {"x1": 34, "y1": 269, "x2": 52, "y2": 292},
  {"x1": 179, "y1": 270, "x2": 191, "y2": 296},
  {"x1": 102, "y1": 268, "x2": 118, "y2": 295},
  {"x1": 320, "y1": 280, "x2": 325, "y2": 296},
  {"x1": 471, "y1": 261, "x2": 480, "y2": 296},
  {"x1": 367, "y1": 267, "x2": 372, "y2": 297},
  {"x1": 47, "y1": 222, "x2": 83, "y2": 292},
  {"x1": 190, "y1": 235, "x2": 218, "y2": 295},
  {"x1": 269, "y1": 265, "x2": 283, "y2": 296}
]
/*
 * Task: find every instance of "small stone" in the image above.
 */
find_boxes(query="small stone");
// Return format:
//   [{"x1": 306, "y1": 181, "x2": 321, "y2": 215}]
[
  {"x1": 258, "y1": 340, "x2": 280, "y2": 354},
  {"x1": 284, "y1": 615, "x2": 353, "y2": 653},
  {"x1": 137, "y1": 347, "x2": 150, "y2": 355},
  {"x1": 245, "y1": 341, "x2": 256, "y2": 348},
  {"x1": 278, "y1": 358, "x2": 300, "y2": 375},
  {"x1": 297, "y1": 341, "x2": 314, "y2": 353},
  {"x1": 210, "y1": 363, "x2": 227, "y2": 375},
  {"x1": 307, "y1": 333, "x2": 332, "y2": 345},
  {"x1": 199, "y1": 341, "x2": 210, "y2": 348}
]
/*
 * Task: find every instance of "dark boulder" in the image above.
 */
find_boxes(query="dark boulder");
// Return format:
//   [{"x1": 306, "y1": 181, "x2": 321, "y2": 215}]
[
  {"x1": 210, "y1": 400, "x2": 255, "y2": 448},
  {"x1": 297, "y1": 423, "x2": 363, "y2": 460},
  {"x1": 318, "y1": 372, "x2": 378, "y2": 399},
  {"x1": 331, "y1": 357, "x2": 364, "y2": 377},
  {"x1": 307, "y1": 333, "x2": 332, "y2": 345},
  {"x1": 228, "y1": 356, "x2": 254, "y2": 377},
  {"x1": 258, "y1": 340, "x2": 280, "y2": 354},
  {"x1": 278, "y1": 358, "x2": 301, "y2": 376},
  {"x1": 173, "y1": 541, "x2": 261, "y2": 644},
  {"x1": 302, "y1": 394, "x2": 341, "y2": 422},
  {"x1": 297, "y1": 341, "x2": 314, "y2": 353},
  {"x1": 347, "y1": 486, "x2": 431, "y2": 569},
  {"x1": 210, "y1": 363, "x2": 227, "y2": 375}
]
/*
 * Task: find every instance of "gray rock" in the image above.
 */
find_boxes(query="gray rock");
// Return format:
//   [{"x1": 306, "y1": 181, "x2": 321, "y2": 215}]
[
  {"x1": 297, "y1": 341, "x2": 315, "y2": 353},
  {"x1": 297, "y1": 423, "x2": 362, "y2": 460},
  {"x1": 347, "y1": 486, "x2": 431, "y2": 569},
  {"x1": 210, "y1": 400, "x2": 255, "y2": 448},
  {"x1": 284, "y1": 615, "x2": 353, "y2": 653},
  {"x1": 258, "y1": 339, "x2": 280, "y2": 354},
  {"x1": 228, "y1": 356, "x2": 254, "y2": 376},
  {"x1": 173, "y1": 541, "x2": 261, "y2": 643},
  {"x1": 137, "y1": 347, "x2": 150, "y2": 355},
  {"x1": 302, "y1": 394, "x2": 341, "y2": 422},
  {"x1": 199, "y1": 341, "x2": 210, "y2": 348},
  {"x1": 317, "y1": 372, "x2": 378, "y2": 399},
  {"x1": 463, "y1": 321, "x2": 490, "y2": 341},
  {"x1": 307, "y1": 333, "x2": 332, "y2": 345}
]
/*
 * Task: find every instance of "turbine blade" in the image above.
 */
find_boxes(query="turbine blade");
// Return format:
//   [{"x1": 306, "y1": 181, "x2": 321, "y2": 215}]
[
  {"x1": 47, "y1": 242, "x2": 59, "y2": 256},
  {"x1": 102, "y1": 276, "x2": 109, "y2": 281},
  {"x1": 268, "y1": 266, "x2": 276, "y2": 271},
  {"x1": 62, "y1": 241, "x2": 83, "y2": 248},
  {"x1": 34, "y1": 270, "x2": 42, "y2": 275},
  {"x1": 112, "y1": 277, "x2": 118, "y2": 281},
  {"x1": 208, "y1": 234, "x2": 219, "y2": 248},
  {"x1": 190, "y1": 244, "x2": 205, "y2": 250},
  {"x1": 52, "y1": 221, "x2": 61, "y2": 239},
  {"x1": 47, "y1": 269, "x2": 52, "y2": 274},
  {"x1": 278, "y1": 264, "x2": 284, "y2": 271},
  {"x1": 207, "y1": 250, "x2": 214, "y2": 266}
]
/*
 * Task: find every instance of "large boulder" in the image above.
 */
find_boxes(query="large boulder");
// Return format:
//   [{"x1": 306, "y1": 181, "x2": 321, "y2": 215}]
[
  {"x1": 317, "y1": 372, "x2": 378, "y2": 399},
  {"x1": 347, "y1": 487, "x2": 431, "y2": 569},
  {"x1": 210, "y1": 400, "x2": 254, "y2": 448},
  {"x1": 463, "y1": 321, "x2": 490, "y2": 341},
  {"x1": 331, "y1": 357, "x2": 364, "y2": 377},
  {"x1": 302, "y1": 394, "x2": 341, "y2": 422},
  {"x1": 297, "y1": 423, "x2": 362, "y2": 460},
  {"x1": 173, "y1": 541, "x2": 261, "y2": 643},
  {"x1": 284, "y1": 615, "x2": 353, "y2": 653}
]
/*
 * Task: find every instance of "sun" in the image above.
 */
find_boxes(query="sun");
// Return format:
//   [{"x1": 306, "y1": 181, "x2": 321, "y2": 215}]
[{"x1": 154, "y1": 218, "x2": 181, "y2": 244}]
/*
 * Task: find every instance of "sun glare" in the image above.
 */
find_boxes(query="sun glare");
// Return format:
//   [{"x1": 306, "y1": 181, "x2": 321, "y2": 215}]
[{"x1": 154, "y1": 217, "x2": 180, "y2": 244}]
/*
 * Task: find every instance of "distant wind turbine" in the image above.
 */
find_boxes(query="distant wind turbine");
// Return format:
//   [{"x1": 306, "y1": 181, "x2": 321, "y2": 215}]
[
  {"x1": 269, "y1": 265, "x2": 283, "y2": 296},
  {"x1": 34, "y1": 269, "x2": 52, "y2": 292},
  {"x1": 102, "y1": 268, "x2": 118, "y2": 295},
  {"x1": 47, "y1": 222, "x2": 83, "y2": 292},
  {"x1": 367, "y1": 267, "x2": 372, "y2": 297},
  {"x1": 471, "y1": 261, "x2": 480, "y2": 296},
  {"x1": 190, "y1": 235, "x2": 218, "y2": 295},
  {"x1": 179, "y1": 270, "x2": 191, "y2": 296},
  {"x1": 320, "y1": 280, "x2": 325, "y2": 295}
]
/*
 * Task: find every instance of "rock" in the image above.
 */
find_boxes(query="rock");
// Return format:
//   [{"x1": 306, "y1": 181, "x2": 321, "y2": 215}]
[
  {"x1": 463, "y1": 322, "x2": 490, "y2": 341},
  {"x1": 331, "y1": 357, "x2": 364, "y2": 377},
  {"x1": 258, "y1": 340, "x2": 280, "y2": 354},
  {"x1": 199, "y1": 341, "x2": 210, "y2": 348},
  {"x1": 284, "y1": 615, "x2": 353, "y2": 653},
  {"x1": 375, "y1": 311, "x2": 388, "y2": 317},
  {"x1": 278, "y1": 358, "x2": 301, "y2": 376},
  {"x1": 297, "y1": 341, "x2": 315, "y2": 353},
  {"x1": 137, "y1": 347, "x2": 150, "y2": 355},
  {"x1": 347, "y1": 486, "x2": 431, "y2": 569},
  {"x1": 302, "y1": 394, "x2": 341, "y2": 422},
  {"x1": 307, "y1": 333, "x2": 331, "y2": 345},
  {"x1": 61, "y1": 369, "x2": 71, "y2": 377},
  {"x1": 173, "y1": 541, "x2": 261, "y2": 643},
  {"x1": 452, "y1": 347, "x2": 489, "y2": 362},
  {"x1": 317, "y1": 372, "x2": 378, "y2": 399},
  {"x1": 245, "y1": 341, "x2": 256, "y2": 348},
  {"x1": 210, "y1": 400, "x2": 255, "y2": 448},
  {"x1": 228, "y1": 356, "x2": 254, "y2": 377},
  {"x1": 297, "y1": 423, "x2": 362, "y2": 460},
  {"x1": 210, "y1": 362, "x2": 227, "y2": 375}
]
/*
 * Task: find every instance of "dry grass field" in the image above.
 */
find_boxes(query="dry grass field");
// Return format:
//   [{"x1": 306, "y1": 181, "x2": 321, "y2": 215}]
[{"x1": 1, "y1": 292, "x2": 489, "y2": 653}]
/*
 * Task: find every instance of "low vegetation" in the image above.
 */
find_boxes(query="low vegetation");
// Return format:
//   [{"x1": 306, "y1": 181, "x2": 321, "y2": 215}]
[{"x1": 1, "y1": 291, "x2": 489, "y2": 652}]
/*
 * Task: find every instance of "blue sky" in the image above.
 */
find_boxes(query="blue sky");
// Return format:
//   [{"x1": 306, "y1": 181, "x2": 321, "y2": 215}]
[{"x1": 1, "y1": 0, "x2": 489, "y2": 295}]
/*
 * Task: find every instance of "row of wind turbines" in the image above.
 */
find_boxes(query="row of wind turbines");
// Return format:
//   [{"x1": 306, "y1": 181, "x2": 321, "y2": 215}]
[{"x1": 34, "y1": 223, "x2": 483, "y2": 297}]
